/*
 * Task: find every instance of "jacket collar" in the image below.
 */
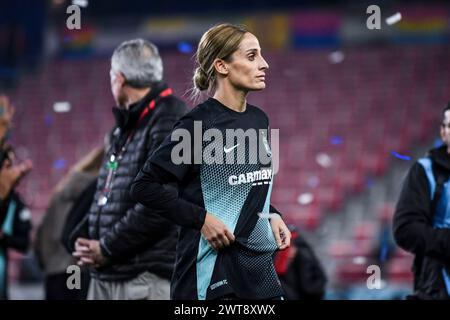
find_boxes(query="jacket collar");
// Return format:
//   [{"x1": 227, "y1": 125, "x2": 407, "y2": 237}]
[
  {"x1": 429, "y1": 144, "x2": 450, "y2": 171},
  {"x1": 112, "y1": 82, "x2": 168, "y2": 131}
]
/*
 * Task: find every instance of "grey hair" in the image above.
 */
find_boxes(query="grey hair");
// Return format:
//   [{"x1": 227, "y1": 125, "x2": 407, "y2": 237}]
[{"x1": 111, "y1": 39, "x2": 163, "y2": 88}]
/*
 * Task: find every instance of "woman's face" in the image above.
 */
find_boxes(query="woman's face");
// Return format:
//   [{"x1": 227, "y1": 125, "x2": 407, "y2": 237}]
[{"x1": 224, "y1": 32, "x2": 269, "y2": 92}]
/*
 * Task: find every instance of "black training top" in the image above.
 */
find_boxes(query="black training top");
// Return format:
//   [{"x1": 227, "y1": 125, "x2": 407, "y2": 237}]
[{"x1": 131, "y1": 97, "x2": 283, "y2": 300}]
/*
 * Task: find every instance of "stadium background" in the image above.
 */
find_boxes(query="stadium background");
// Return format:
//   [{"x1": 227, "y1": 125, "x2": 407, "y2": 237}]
[{"x1": 1, "y1": 0, "x2": 449, "y2": 299}]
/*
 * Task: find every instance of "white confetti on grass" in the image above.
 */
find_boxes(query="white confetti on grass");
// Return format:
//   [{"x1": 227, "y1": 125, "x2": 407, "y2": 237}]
[{"x1": 386, "y1": 12, "x2": 402, "y2": 25}]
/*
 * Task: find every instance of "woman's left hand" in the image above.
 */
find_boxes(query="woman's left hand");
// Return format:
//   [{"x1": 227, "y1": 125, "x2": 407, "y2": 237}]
[{"x1": 270, "y1": 214, "x2": 291, "y2": 250}]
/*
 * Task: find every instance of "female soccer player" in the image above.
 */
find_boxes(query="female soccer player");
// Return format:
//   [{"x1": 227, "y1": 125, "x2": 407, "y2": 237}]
[{"x1": 131, "y1": 23, "x2": 291, "y2": 300}]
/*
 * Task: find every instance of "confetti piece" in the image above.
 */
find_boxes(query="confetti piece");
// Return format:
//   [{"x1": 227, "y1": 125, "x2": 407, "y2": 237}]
[
  {"x1": 380, "y1": 244, "x2": 389, "y2": 263},
  {"x1": 307, "y1": 175, "x2": 320, "y2": 188},
  {"x1": 366, "y1": 177, "x2": 375, "y2": 188},
  {"x1": 19, "y1": 208, "x2": 31, "y2": 221},
  {"x1": 328, "y1": 51, "x2": 345, "y2": 64},
  {"x1": 53, "y1": 158, "x2": 67, "y2": 170},
  {"x1": 386, "y1": 12, "x2": 402, "y2": 25},
  {"x1": 177, "y1": 42, "x2": 193, "y2": 54},
  {"x1": 316, "y1": 153, "x2": 332, "y2": 168},
  {"x1": 53, "y1": 102, "x2": 71, "y2": 113},
  {"x1": 297, "y1": 193, "x2": 314, "y2": 205},
  {"x1": 72, "y1": 0, "x2": 88, "y2": 8},
  {"x1": 353, "y1": 256, "x2": 367, "y2": 265},
  {"x1": 433, "y1": 138, "x2": 444, "y2": 148},
  {"x1": 330, "y1": 136, "x2": 343, "y2": 145},
  {"x1": 390, "y1": 151, "x2": 411, "y2": 161},
  {"x1": 44, "y1": 114, "x2": 54, "y2": 126}
]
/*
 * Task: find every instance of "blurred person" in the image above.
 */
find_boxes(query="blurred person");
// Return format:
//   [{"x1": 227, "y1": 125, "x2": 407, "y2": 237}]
[
  {"x1": 72, "y1": 39, "x2": 188, "y2": 300},
  {"x1": 0, "y1": 95, "x2": 14, "y2": 147},
  {"x1": 0, "y1": 95, "x2": 32, "y2": 192},
  {"x1": 0, "y1": 95, "x2": 33, "y2": 199},
  {"x1": 274, "y1": 225, "x2": 327, "y2": 300},
  {"x1": 35, "y1": 146, "x2": 103, "y2": 300},
  {"x1": 62, "y1": 134, "x2": 111, "y2": 254},
  {"x1": 0, "y1": 95, "x2": 33, "y2": 299},
  {"x1": 0, "y1": 144, "x2": 32, "y2": 299},
  {"x1": 370, "y1": 217, "x2": 396, "y2": 278},
  {"x1": 394, "y1": 103, "x2": 450, "y2": 300},
  {"x1": 61, "y1": 178, "x2": 97, "y2": 255},
  {"x1": 131, "y1": 24, "x2": 291, "y2": 300}
]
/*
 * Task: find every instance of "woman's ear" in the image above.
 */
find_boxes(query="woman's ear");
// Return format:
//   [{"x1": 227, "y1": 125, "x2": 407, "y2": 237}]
[{"x1": 213, "y1": 58, "x2": 228, "y2": 76}]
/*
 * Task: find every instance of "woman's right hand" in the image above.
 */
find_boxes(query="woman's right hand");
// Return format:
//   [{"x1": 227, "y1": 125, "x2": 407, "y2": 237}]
[{"x1": 201, "y1": 213, "x2": 235, "y2": 250}]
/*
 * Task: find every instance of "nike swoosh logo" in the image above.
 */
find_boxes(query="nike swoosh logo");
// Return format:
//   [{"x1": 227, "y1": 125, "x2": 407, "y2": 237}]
[{"x1": 224, "y1": 144, "x2": 240, "y2": 153}]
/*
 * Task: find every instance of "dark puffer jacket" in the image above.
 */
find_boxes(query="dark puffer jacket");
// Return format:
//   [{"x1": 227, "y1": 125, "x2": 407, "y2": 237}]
[
  {"x1": 394, "y1": 145, "x2": 450, "y2": 299},
  {"x1": 87, "y1": 82, "x2": 187, "y2": 281}
]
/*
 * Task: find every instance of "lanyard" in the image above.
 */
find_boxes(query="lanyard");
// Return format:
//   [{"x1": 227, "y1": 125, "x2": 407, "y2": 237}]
[{"x1": 97, "y1": 88, "x2": 172, "y2": 206}]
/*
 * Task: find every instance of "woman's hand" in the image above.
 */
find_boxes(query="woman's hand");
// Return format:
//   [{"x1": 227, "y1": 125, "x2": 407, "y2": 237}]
[
  {"x1": 201, "y1": 213, "x2": 235, "y2": 250},
  {"x1": 270, "y1": 214, "x2": 291, "y2": 250}
]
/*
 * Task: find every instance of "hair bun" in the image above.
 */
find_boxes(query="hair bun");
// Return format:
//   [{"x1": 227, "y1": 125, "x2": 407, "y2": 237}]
[{"x1": 194, "y1": 67, "x2": 209, "y2": 91}]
